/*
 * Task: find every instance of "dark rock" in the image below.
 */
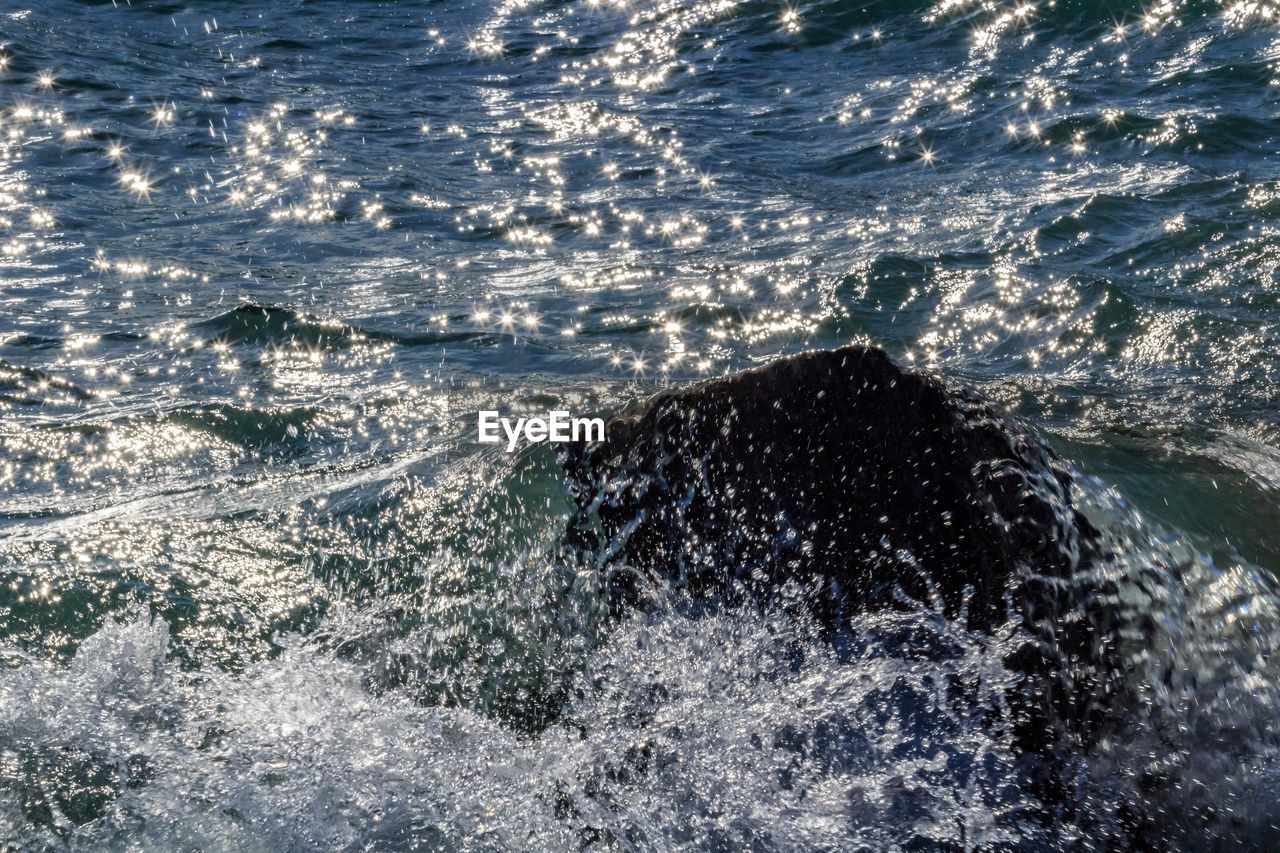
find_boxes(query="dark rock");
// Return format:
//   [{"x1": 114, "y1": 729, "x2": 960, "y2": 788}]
[
  {"x1": 558, "y1": 345, "x2": 1117, "y2": 755},
  {"x1": 561, "y1": 347, "x2": 1089, "y2": 614}
]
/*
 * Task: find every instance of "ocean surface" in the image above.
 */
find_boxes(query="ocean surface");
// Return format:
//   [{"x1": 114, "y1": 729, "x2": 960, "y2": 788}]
[{"x1": 1, "y1": 0, "x2": 1279, "y2": 848}]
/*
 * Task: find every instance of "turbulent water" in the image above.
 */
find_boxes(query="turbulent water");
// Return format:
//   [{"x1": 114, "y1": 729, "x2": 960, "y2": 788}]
[{"x1": 2, "y1": 0, "x2": 1280, "y2": 848}]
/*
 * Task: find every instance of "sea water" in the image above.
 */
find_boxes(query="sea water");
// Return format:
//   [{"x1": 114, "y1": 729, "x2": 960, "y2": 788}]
[{"x1": 1, "y1": 0, "x2": 1279, "y2": 848}]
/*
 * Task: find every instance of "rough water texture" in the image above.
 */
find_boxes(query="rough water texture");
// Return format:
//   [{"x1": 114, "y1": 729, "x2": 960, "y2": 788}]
[{"x1": 2, "y1": 0, "x2": 1280, "y2": 849}]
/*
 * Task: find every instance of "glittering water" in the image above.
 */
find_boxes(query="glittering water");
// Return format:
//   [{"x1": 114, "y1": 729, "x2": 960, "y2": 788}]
[{"x1": 2, "y1": 0, "x2": 1280, "y2": 848}]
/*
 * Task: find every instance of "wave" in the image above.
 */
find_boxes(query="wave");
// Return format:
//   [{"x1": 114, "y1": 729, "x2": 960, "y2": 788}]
[
  {"x1": 3, "y1": 472, "x2": 1278, "y2": 848},
  {"x1": 190, "y1": 304, "x2": 494, "y2": 351},
  {"x1": 2, "y1": 363, "x2": 1278, "y2": 848},
  {"x1": 0, "y1": 361, "x2": 94, "y2": 405}
]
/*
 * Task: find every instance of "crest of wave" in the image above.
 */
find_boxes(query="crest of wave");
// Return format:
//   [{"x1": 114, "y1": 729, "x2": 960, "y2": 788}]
[
  {"x1": 4, "y1": 478, "x2": 1280, "y2": 849},
  {"x1": 0, "y1": 594, "x2": 1058, "y2": 850}
]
